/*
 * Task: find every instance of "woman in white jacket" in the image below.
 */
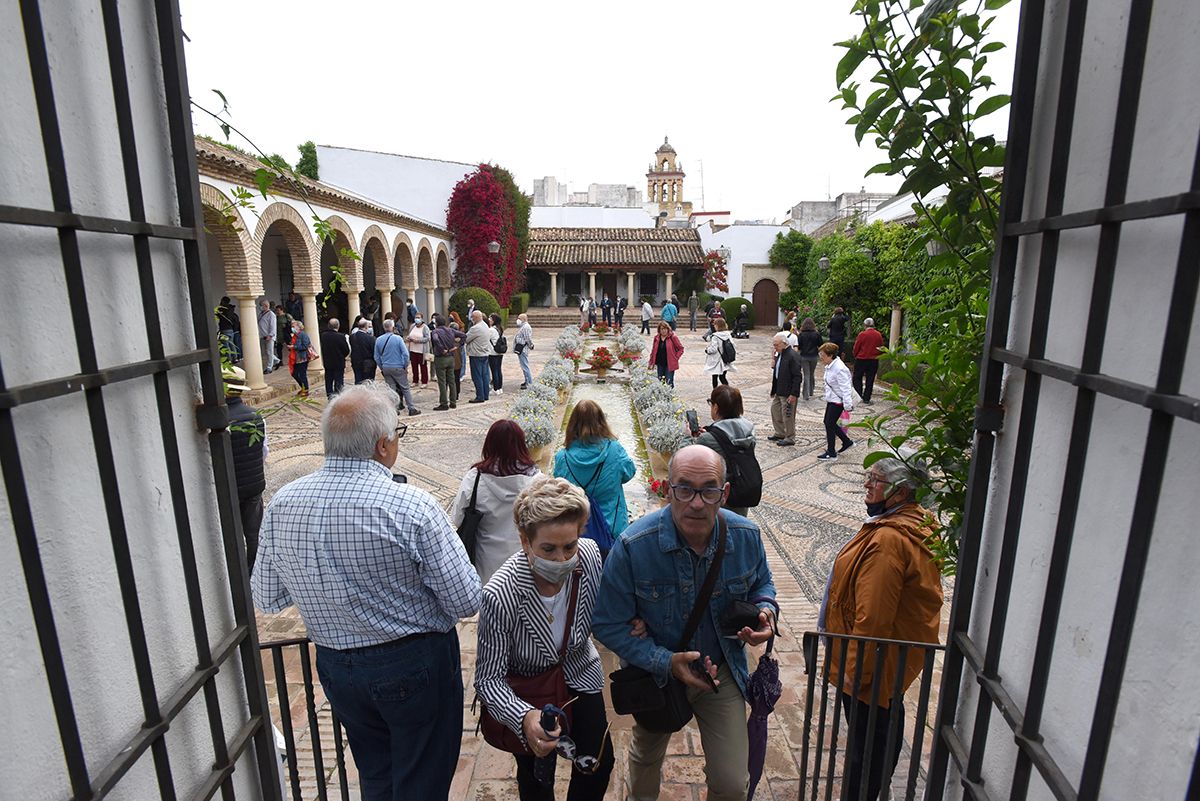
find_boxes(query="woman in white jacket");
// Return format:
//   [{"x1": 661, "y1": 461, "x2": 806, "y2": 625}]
[
  {"x1": 703, "y1": 318, "x2": 736, "y2": 390},
  {"x1": 451, "y1": 420, "x2": 543, "y2": 583},
  {"x1": 817, "y1": 341, "x2": 855, "y2": 460}
]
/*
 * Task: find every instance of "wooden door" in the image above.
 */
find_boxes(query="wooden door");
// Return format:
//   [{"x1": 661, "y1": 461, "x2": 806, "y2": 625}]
[{"x1": 752, "y1": 279, "x2": 780, "y2": 328}]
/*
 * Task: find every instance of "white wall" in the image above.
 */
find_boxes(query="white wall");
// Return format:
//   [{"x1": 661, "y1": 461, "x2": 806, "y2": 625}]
[
  {"x1": 530, "y1": 206, "x2": 656, "y2": 228},
  {"x1": 0, "y1": 2, "x2": 264, "y2": 798},
  {"x1": 697, "y1": 221, "x2": 789, "y2": 300},
  {"x1": 946, "y1": 1, "x2": 1200, "y2": 798},
  {"x1": 316, "y1": 145, "x2": 474, "y2": 228}
]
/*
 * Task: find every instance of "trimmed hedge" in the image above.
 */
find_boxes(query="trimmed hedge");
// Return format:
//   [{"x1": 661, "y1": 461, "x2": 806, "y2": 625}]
[
  {"x1": 721, "y1": 297, "x2": 754, "y2": 329},
  {"x1": 449, "y1": 288, "x2": 503, "y2": 328},
  {"x1": 509, "y1": 292, "x2": 530, "y2": 314}
]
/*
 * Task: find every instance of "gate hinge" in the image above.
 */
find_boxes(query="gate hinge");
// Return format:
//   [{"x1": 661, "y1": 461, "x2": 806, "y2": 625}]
[{"x1": 974, "y1": 403, "x2": 1005, "y2": 433}]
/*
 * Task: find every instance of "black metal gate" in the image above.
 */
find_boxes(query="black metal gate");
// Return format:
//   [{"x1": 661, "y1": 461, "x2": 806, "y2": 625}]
[
  {"x1": 926, "y1": 0, "x2": 1200, "y2": 799},
  {"x1": 4, "y1": 1, "x2": 280, "y2": 797}
]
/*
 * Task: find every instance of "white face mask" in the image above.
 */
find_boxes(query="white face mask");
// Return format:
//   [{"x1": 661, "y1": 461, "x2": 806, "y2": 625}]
[
  {"x1": 528, "y1": 552, "x2": 578, "y2": 584},
  {"x1": 415, "y1": 318, "x2": 423, "y2": 325}
]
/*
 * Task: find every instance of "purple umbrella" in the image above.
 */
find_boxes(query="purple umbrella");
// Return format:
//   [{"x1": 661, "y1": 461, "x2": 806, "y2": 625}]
[{"x1": 747, "y1": 597, "x2": 782, "y2": 801}]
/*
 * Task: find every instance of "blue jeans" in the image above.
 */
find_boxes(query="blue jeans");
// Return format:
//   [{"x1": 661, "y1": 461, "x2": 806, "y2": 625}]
[
  {"x1": 469, "y1": 355, "x2": 490, "y2": 400},
  {"x1": 518, "y1": 348, "x2": 533, "y2": 385},
  {"x1": 656, "y1": 363, "x2": 675, "y2": 387},
  {"x1": 315, "y1": 630, "x2": 462, "y2": 801}
]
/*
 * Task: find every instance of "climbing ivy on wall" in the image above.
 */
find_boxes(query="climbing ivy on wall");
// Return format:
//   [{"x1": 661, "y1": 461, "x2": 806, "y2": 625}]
[{"x1": 446, "y1": 164, "x2": 530, "y2": 307}]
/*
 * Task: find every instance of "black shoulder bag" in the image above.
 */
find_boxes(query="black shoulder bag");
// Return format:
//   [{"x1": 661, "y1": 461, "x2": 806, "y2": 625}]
[
  {"x1": 457, "y1": 470, "x2": 484, "y2": 564},
  {"x1": 609, "y1": 518, "x2": 727, "y2": 733}
]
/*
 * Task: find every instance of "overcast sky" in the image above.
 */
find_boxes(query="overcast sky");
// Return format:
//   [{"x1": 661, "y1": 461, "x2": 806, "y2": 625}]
[{"x1": 181, "y1": 0, "x2": 1018, "y2": 222}]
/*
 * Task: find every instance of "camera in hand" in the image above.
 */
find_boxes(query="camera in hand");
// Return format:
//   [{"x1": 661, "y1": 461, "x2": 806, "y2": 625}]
[{"x1": 685, "y1": 409, "x2": 701, "y2": 437}]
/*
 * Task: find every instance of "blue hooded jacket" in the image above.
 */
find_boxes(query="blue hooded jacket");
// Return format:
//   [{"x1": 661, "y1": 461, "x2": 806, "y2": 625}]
[{"x1": 553, "y1": 438, "x2": 636, "y2": 535}]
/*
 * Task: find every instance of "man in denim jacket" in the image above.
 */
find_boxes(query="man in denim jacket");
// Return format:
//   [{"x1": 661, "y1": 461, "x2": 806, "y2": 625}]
[{"x1": 594, "y1": 445, "x2": 777, "y2": 801}]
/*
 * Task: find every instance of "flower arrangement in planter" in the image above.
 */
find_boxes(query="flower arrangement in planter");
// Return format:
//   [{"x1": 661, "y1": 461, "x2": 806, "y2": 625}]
[
  {"x1": 510, "y1": 408, "x2": 556, "y2": 449},
  {"x1": 586, "y1": 346, "x2": 617, "y2": 370},
  {"x1": 633, "y1": 380, "x2": 676, "y2": 413},
  {"x1": 579, "y1": 322, "x2": 592, "y2": 334},
  {"x1": 512, "y1": 392, "x2": 554, "y2": 419},
  {"x1": 649, "y1": 477, "x2": 670, "y2": 500},
  {"x1": 556, "y1": 326, "x2": 584, "y2": 360},
  {"x1": 641, "y1": 398, "x2": 686, "y2": 427},
  {"x1": 523, "y1": 382, "x2": 559, "y2": 405},
  {"x1": 645, "y1": 416, "x2": 691, "y2": 456},
  {"x1": 592, "y1": 322, "x2": 609, "y2": 336},
  {"x1": 538, "y1": 358, "x2": 574, "y2": 391}
]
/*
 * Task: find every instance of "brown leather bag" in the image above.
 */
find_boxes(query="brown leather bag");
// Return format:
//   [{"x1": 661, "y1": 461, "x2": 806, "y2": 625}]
[{"x1": 479, "y1": 570, "x2": 581, "y2": 754}]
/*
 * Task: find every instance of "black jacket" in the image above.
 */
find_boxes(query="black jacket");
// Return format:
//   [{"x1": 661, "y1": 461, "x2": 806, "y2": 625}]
[
  {"x1": 320, "y1": 329, "x2": 351, "y2": 367},
  {"x1": 828, "y1": 313, "x2": 849, "y2": 341},
  {"x1": 798, "y1": 330, "x2": 823, "y2": 358},
  {"x1": 770, "y1": 347, "x2": 803, "y2": 398},
  {"x1": 227, "y1": 397, "x2": 265, "y2": 500},
  {"x1": 349, "y1": 330, "x2": 376, "y2": 366}
]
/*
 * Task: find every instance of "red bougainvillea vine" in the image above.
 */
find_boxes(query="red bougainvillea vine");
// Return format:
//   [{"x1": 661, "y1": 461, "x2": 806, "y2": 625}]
[
  {"x1": 446, "y1": 164, "x2": 526, "y2": 306},
  {"x1": 703, "y1": 249, "x2": 729, "y2": 294}
]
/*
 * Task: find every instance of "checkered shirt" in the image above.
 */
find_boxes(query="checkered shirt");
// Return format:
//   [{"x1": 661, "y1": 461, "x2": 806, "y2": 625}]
[{"x1": 252, "y1": 457, "x2": 482, "y2": 649}]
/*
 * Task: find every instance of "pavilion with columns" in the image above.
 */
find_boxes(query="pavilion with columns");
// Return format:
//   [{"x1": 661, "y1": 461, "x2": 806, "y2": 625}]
[{"x1": 527, "y1": 226, "x2": 705, "y2": 306}]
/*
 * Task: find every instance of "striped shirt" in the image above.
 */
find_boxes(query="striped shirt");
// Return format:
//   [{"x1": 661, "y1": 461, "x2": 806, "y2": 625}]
[
  {"x1": 474, "y1": 539, "x2": 605, "y2": 739},
  {"x1": 252, "y1": 457, "x2": 481, "y2": 649}
]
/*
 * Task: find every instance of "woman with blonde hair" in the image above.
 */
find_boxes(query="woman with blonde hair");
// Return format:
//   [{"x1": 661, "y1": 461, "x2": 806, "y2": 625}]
[
  {"x1": 475, "y1": 477, "x2": 614, "y2": 799},
  {"x1": 553, "y1": 400, "x2": 636, "y2": 545}
]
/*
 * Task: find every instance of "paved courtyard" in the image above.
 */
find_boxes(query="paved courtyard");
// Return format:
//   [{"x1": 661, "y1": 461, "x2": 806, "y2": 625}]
[{"x1": 253, "y1": 318, "x2": 947, "y2": 800}]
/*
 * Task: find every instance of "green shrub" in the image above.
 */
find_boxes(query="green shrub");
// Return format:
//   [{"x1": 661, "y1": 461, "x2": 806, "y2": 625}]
[
  {"x1": 721, "y1": 297, "x2": 753, "y2": 328},
  {"x1": 639, "y1": 294, "x2": 657, "y2": 306},
  {"x1": 565, "y1": 293, "x2": 580, "y2": 307},
  {"x1": 509, "y1": 292, "x2": 530, "y2": 314},
  {"x1": 449, "y1": 288, "x2": 501, "y2": 326}
]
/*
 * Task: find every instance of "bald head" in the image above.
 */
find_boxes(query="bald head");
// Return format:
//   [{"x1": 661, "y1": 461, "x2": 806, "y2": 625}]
[{"x1": 669, "y1": 444, "x2": 727, "y2": 487}]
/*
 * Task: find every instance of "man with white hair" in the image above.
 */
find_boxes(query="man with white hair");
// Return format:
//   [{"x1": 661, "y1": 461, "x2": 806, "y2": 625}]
[
  {"x1": 768, "y1": 331, "x2": 803, "y2": 446},
  {"x1": 852, "y1": 317, "x2": 885, "y2": 404},
  {"x1": 253, "y1": 382, "x2": 481, "y2": 800},
  {"x1": 819, "y1": 448, "x2": 942, "y2": 801},
  {"x1": 257, "y1": 299, "x2": 278, "y2": 373},
  {"x1": 374, "y1": 318, "x2": 420, "y2": 416},
  {"x1": 465, "y1": 309, "x2": 495, "y2": 403},
  {"x1": 513, "y1": 312, "x2": 534, "y2": 388}
]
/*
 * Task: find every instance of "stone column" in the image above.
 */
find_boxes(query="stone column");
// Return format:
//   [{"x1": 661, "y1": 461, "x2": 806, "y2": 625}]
[
  {"x1": 426, "y1": 288, "x2": 437, "y2": 319},
  {"x1": 235, "y1": 296, "x2": 267, "y2": 390},
  {"x1": 301, "y1": 293, "x2": 323, "y2": 379},
  {"x1": 549, "y1": 272, "x2": 559, "y2": 307},
  {"x1": 346, "y1": 293, "x2": 361, "y2": 326},
  {"x1": 626, "y1": 271, "x2": 635, "y2": 303},
  {"x1": 588, "y1": 271, "x2": 597, "y2": 299},
  {"x1": 665, "y1": 272, "x2": 674, "y2": 300},
  {"x1": 890, "y1": 303, "x2": 902, "y2": 352},
  {"x1": 441, "y1": 287, "x2": 453, "y2": 315}
]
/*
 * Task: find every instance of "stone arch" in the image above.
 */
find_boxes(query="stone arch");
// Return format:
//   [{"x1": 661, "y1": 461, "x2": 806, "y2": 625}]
[
  {"x1": 416, "y1": 238, "x2": 435, "y2": 288},
  {"x1": 253, "y1": 201, "x2": 318, "y2": 293},
  {"x1": 199, "y1": 183, "x2": 259, "y2": 296},
  {"x1": 360, "y1": 224, "x2": 391, "y2": 291},
  {"x1": 321, "y1": 214, "x2": 362, "y2": 293},
  {"x1": 435, "y1": 243, "x2": 452, "y2": 287},
  {"x1": 392, "y1": 232, "x2": 417, "y2": 291}
]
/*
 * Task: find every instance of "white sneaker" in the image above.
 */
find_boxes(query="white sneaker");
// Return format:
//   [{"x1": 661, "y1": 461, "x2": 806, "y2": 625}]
[{"x1": 495, "y1": 388, "x2": 503, "y2": 395}]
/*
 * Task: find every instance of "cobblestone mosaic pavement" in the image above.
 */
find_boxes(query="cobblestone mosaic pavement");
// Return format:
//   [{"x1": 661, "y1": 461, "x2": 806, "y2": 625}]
[{"x1": 254, "y1": 320, "x2": 949, "y2": 800}]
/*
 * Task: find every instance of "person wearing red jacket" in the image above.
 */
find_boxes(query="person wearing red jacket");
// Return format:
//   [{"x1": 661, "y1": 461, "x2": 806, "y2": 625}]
[
  {"x1": 650, "y1": 321, "x2": 684, "y2": 387},
  {"x1": 851, "y1": 318, "x2": 885, "y2": 404}
]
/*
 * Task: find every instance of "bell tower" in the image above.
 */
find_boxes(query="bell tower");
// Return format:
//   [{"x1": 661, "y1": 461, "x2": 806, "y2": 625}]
[{"x1": 646, "y1": 137, "x2": 691, "y2": 220}]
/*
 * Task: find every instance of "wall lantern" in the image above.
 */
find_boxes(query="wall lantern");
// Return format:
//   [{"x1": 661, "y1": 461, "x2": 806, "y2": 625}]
[
  {"x1": 818, "y1": 256, "x2": 831, "y2": 271},
  {"x1": 487, "y1": 241, "x2": 501, "y2": 254}
]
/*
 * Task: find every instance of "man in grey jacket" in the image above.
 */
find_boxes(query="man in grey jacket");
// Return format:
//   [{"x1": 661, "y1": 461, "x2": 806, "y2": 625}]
[
  {"x1": 465, "y1": 310, "x2": 495, "y2": 403},
  {"x1": 258, "y1": 299, "x2": 278, "y2": 373}
]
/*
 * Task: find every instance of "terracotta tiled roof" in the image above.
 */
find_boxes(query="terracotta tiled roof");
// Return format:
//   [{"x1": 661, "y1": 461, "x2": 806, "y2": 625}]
[{"x1": 528, "y1": 227, "x2": 704, "y2": 267}]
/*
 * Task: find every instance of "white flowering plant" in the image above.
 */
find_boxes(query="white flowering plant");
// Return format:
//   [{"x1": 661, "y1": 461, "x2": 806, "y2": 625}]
[
  {"x1": 633, "y1": 380, "x2": 676, "y2": 412},
  {"x1": 523, "y1": 382, "x2": 559, "y2": 405},
  {"x1": 510, "y1": 408, "x2": 557, "y2": 449},
  {"x1": 645, "y1": 416, "x2": 690, "y2": 455}
]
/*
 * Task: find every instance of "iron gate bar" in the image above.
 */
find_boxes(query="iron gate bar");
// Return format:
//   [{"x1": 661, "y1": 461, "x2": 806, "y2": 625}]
[
  {"x1": 0, "y1": 351, "x2": 211, "y2": 410},
  {"x1": 1077, "y1": 105, "x2": 1200, "y2": 801},
  {"x1": 923, "y1": 0, "x2": 1047, "y2": 793},
  {"x1": 98, "y1": 0, "x2": 237, "y2": 797},
  {"x1": 990, "y1": 349, "x2": 1200, "y2": 421},
  {"x1": 19, "y1": 0, "x2": 180, "y2": 797},
  {"x1": 270, "y1": 645, "x2": 304, "y2": 800},
  {"x1": 1003, "y1": 190, "x2": 1200, "y2": 235},
  {"x1": 299, "y1": 644, "x2": 330, "y2": 801},
  {"x1": 0, "y1": 204, "x2": 197, "y2": 240},
  {"x1": 156, "y1": 0, "x2": 282, "y2": 793},
  {"x1": 904, "y1": 650, "x2": 937, "y2": 801}
]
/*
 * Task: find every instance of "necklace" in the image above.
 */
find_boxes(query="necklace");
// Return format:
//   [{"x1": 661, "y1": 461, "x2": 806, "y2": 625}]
[{"x1": 538, "y1": 583, "x2": 570, "y2": 624}]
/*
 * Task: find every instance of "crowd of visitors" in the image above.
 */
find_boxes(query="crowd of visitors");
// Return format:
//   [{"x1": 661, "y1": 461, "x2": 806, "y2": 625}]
[{"x1": 243, "y1": 296, "x2": 939, "y2": 801}]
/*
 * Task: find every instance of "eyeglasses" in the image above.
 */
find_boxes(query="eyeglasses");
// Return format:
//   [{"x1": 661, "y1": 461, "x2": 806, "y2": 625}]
[
  {"x1": 670, "y1": 484, "x2": 725, "y2": 504},
  {"x1": 864, "y1": 473, "x2": 886, "y2": 485},
  {"x1": 394, "y1": 424, "x2": 408, "y2": 440}
]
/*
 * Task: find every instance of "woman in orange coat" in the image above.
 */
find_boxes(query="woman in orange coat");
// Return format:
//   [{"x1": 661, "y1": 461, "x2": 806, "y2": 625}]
[{"x1": 820, "y1": 448, "x2": 943, "y2": 801}]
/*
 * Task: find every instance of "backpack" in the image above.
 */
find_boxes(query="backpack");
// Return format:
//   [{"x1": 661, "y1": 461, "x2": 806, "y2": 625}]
[
  {"x1": 494, "y1": 334, "x2": 508, "y2": 354},
  {"x1": 706, "y1": 426, "x2": 762, "y2": 508},
  {"x1": 567, "y1": 458, "x2": 616, "y2": 554},
  {"x1": 719, "y1": 336, "x2": 736, "y2": 364}
]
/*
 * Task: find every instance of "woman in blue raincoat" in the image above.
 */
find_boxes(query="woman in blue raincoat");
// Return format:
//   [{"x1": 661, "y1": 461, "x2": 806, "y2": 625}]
[{"x1": 553, "y1": 400, "x2": 637, "y2": 539}]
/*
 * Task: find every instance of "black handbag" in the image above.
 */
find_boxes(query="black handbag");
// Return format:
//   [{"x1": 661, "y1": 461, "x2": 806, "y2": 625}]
[
  {"x1": 457, "y1": 471, "x2": 484, "y2": 564},
  {"x1": 609, "y1": 519, "x2": 727, "y2": 733}
]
